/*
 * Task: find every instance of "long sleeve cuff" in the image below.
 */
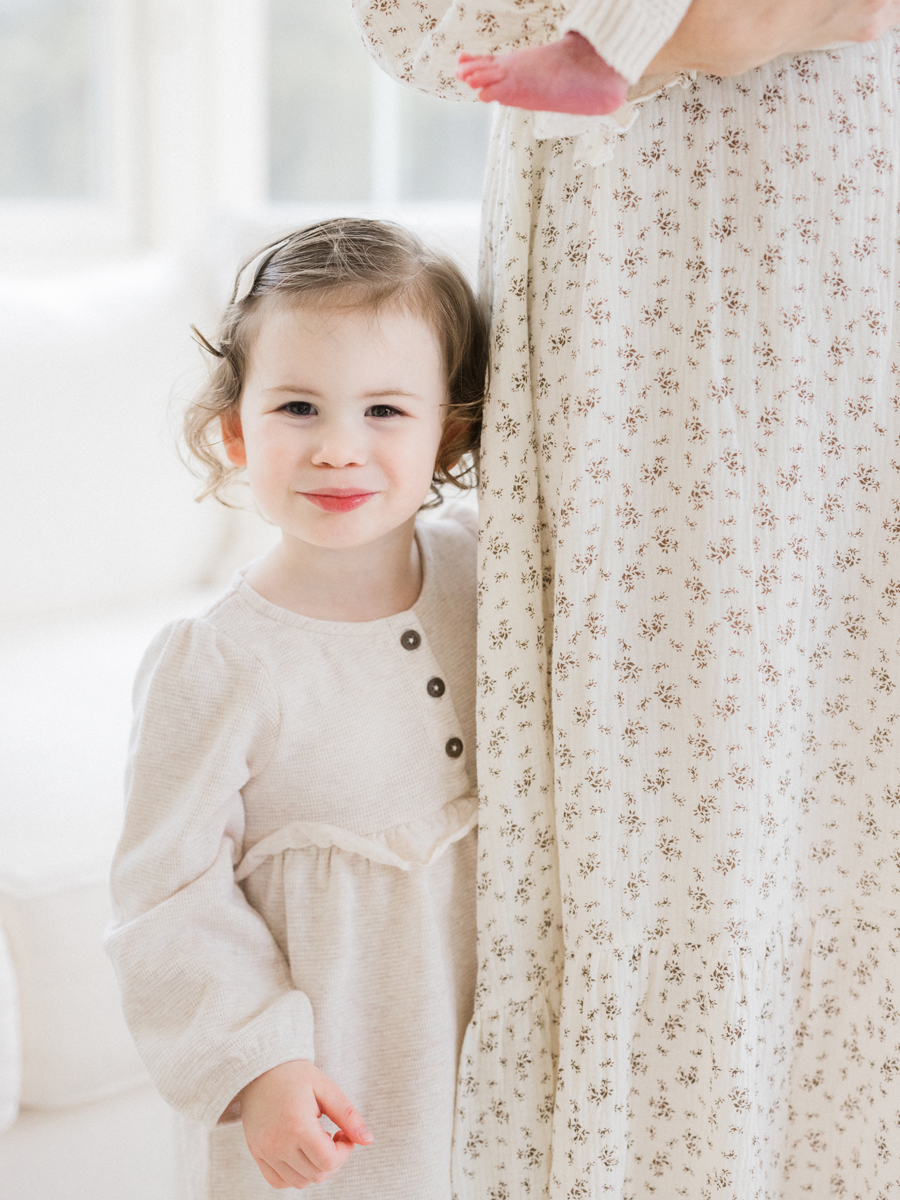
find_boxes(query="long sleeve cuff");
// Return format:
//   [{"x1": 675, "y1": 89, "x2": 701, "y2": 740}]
[
  {"x1": 164, "y1": 990, "x2": 315, "y2": 1129},
  {"x1": 561, "y1": 0, "x2": 692, "y2": 83}
]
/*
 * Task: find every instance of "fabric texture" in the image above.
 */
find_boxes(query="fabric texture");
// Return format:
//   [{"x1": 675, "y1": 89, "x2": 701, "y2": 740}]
[
  {"x1": 106, "y1": 505, "x2": 478, "y2": 1200},
  {"x1": 561, "y1": 0, "x2": 691, "y2": 81},
  {"x1": 355, "y1": 7, "x2": 900, "y2": 1198},
  {"x1": 530, "y1": 70, "x2": 691, "y2": 160}
]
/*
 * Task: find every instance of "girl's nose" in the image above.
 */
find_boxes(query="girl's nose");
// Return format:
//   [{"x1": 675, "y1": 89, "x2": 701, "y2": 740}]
[{"x1": 309, "y1": 419, "x2": 367, "y2": 469}]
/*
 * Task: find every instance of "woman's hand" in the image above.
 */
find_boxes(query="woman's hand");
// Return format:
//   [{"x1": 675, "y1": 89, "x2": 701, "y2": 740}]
[
  {"x1": 239, "y1": 1060, "x2": 373, "y2": 1189},
  {"x1": 647, "y1": 0, "x2": 900, "y2": 77}
]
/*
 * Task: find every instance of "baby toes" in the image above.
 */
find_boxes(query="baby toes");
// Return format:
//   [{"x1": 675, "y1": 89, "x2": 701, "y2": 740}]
[{"x1": 456, "y1": 61, "x2": 506, "y2": 88}]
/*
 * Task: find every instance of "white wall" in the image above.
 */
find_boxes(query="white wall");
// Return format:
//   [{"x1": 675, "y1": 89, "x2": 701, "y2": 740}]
[{"x1": 0, "y1": 255, "x2": 234, "y2": 619}]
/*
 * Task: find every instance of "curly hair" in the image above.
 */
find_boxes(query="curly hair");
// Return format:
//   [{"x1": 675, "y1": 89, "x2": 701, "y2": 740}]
[{"x1": 184, "y1": 218, "x2": 488, "y2": 505}]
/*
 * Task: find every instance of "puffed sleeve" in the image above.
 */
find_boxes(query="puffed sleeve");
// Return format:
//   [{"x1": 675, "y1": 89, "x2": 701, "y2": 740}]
[
  {"x1": 352, "y1": 0, "x2": 691, "y2": 93},
  {"x1": 352, "y1": 0, "x2": 561, "y2": 98},
  {"x1": 105, "y1": 619, "x2": 314, "y2": 1128}
]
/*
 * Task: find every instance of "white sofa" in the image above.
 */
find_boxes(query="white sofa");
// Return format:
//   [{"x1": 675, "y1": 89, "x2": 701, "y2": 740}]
[{"x1": 0, "y1": 256, "x2": 276, "y2": 1200}]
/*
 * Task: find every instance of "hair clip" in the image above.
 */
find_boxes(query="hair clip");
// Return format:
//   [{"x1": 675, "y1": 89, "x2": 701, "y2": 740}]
[{"x1": 232, "y1": 236, "x2": 291, "y2": 304}]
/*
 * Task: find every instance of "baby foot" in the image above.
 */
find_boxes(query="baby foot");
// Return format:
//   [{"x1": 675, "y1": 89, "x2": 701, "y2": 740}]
[{"x1": 456, "y1": 32, "x2": 628, "y2": 116}]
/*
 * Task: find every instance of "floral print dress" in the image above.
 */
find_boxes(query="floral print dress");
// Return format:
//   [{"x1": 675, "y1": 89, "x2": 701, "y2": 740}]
[{"x1": 355, "y1": 7, "x2": 900, "y2": 1196}]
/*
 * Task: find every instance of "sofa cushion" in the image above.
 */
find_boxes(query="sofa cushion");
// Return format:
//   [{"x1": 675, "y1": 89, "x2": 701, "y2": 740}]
[
  {"x1": 0, "y1": 593, "x2": 216, "y2": 1109},
  {"x1": 0, "y1": 1083, "x2": 177, "y2": 1200},
  {"x1": 0, "y1": 876, "x2": 148, "y2": 1110},
  {"x1": 0, "y1": 923, "x2": 19, "y2": 1132}
]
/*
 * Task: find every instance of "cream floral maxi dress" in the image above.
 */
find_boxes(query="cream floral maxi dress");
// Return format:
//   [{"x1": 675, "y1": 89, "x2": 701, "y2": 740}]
[{"x1": 355, "y1": 7, "x2": 900, "y2": 1197}]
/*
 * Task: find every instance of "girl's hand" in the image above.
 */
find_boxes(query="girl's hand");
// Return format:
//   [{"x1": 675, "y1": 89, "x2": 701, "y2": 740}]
[
  {"x1": 647, "y1": 0, "x2": 900, "y2": 78},
  {"x1": 239, "y1": 1059, "x2": 373, "y2": 1189}
]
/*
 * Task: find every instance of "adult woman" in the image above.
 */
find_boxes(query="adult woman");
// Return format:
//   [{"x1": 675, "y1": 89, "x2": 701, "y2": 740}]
[{"x1": 354, "y1": 3, "x2": 900, "y2": 1196}]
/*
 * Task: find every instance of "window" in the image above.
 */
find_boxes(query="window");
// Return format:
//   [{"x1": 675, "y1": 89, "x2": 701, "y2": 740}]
[
  {"x1": 0, "y1": 0, "x2": 137, "y2": 265},
  {"x1": 0, "y1": 0, "x2": 490, "y2": 273},
  {"x1": 268, "y1": 0, "x2": 492, "y2": 206},
  {"x1": 0, "y1": 0, "x2": 100, "y2": 199},
  {"x1": 211, "y1": 0, "x2": 490, "y2": 282}
]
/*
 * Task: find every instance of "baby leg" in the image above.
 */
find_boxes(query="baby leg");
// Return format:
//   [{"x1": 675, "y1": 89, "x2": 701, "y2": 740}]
[{"x1": 456, "y1": 32, "x2": 628, "y2": 116}]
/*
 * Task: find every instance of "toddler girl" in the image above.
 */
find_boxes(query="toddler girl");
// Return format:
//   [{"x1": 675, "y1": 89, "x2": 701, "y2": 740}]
[{"x1": 105, "y1": 219, "x2": 488, "y2": 1198}]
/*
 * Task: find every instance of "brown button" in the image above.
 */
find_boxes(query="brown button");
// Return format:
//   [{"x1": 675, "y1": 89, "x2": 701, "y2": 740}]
[
  {"x1": 427, "y1": 677, "x2": 445, "y2": 698},
  {"x1": 400, "y1": 630, "x2": 421, "y2": 650},
  {"x1": 445, "y1": 737, "x2": 463, "y2": 759}
]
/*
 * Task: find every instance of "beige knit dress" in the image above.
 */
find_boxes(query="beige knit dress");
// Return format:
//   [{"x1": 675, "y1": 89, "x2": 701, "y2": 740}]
[
  {"x1": 106, "y1": 506, "x2": 477, "y2": 1200},
  {"x1": 355, "y1": 5, "x2": 900, "y2": 1198}
]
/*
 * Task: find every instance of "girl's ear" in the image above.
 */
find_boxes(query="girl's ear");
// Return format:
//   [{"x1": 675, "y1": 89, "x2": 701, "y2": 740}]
[
  {"x1": 439, "y1": 417, "x2": 470, "y2": 469},
  {"x1": 221, "y1": 410, "x2": 247, "y2": 466}
]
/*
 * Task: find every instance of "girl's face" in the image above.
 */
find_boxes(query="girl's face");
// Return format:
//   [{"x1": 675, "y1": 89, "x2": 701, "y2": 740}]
[{"x1": 224, "y1": 301, "x2": 448, "y2": 553}]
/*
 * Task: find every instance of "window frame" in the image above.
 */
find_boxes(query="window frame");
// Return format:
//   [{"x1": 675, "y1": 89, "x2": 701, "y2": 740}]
[
  {"x1": 0, "y1": 0, "x2": 486, "y2": 280},
  {"x1": 216, "y1": 0, "x2": 485, "y2": 280},
  {"x1": 0, "y1": 0, "x2": 141, "y2": 270}
]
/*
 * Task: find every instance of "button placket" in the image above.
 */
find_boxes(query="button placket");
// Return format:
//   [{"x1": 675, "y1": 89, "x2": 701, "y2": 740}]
[{"x1": 397, "y1": 625, "x2": 465, "y2": 767}]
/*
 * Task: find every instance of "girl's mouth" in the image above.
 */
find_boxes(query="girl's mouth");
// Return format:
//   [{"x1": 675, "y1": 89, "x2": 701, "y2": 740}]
[{"x1": 300, "y1": 490, "x2": 376, "y2": 513}]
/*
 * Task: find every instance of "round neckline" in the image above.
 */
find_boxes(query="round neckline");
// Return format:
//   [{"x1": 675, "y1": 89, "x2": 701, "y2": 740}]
[{"x1": 231, "y1": 529, "x2": 433, "y2": 634}]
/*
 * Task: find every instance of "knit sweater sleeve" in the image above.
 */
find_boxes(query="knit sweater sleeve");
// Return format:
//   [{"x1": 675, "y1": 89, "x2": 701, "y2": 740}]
[
  {"x1": 561, "y1": 0, "x2": 691, "y2": 83},
  {"x1": 105, "y1": 618, "x2": 313, "y2": 1128}
]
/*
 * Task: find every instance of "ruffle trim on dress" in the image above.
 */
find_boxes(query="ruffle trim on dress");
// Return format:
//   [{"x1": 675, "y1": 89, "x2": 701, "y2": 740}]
[
  {"x1": 234, "y1": 793, "x2": 477, "y2": 880},
  {"x1": 452, "y1": 982, "x2": 561, "y2": 1199},
  {"x1": 454, "y1": 914, "x2": 900, "y2": 1197}
]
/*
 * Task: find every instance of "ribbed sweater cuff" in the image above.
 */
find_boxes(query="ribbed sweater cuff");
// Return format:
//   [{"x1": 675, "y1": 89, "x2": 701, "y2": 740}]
[
  {"x1": 561, "y1": 0, "x2": 692, "y2": 83},
  {"x1": 168, "y1": 991, "x2": 316, "y2": 1129}
]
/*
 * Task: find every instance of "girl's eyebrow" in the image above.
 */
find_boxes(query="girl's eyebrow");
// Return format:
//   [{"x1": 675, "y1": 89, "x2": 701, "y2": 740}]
[
  {"x1": 265, "y1": 384, "x2": 425, "y2": 400},
  {"x1": 363, "y1": 388, "x2": 423, "y2": 400}
]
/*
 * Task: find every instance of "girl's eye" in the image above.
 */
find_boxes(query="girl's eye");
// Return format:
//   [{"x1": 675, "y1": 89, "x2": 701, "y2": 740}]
[
  {"x1": 281, "y1": 400, "x2": 316, "y2": 417},
  {"x1": 367, "y1": 404, "x2": 402, "y2": 419}
]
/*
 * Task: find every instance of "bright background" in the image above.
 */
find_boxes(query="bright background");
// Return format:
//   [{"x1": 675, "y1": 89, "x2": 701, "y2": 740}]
[
  {"x1": 0, "y1": 0, "x2": 491, "y2": 622},
  {"x1": 0, "y1": 8, "x2": 491, "y2": 1190}
]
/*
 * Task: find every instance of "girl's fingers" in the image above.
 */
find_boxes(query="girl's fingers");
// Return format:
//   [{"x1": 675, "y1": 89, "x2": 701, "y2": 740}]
[
  {"x1": 313, "y1": 1075, "x2": 374, "y2": 1147},
  {"x1": 240, "y1": 1060, "x2": 370, "y2": 1189},
  {"x1": 274, "y1": 1131, "x2": 356, "y2": 1188},
  {"x1": 255, "y1": 1157, "x2": 296, "y2": 1190}
]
